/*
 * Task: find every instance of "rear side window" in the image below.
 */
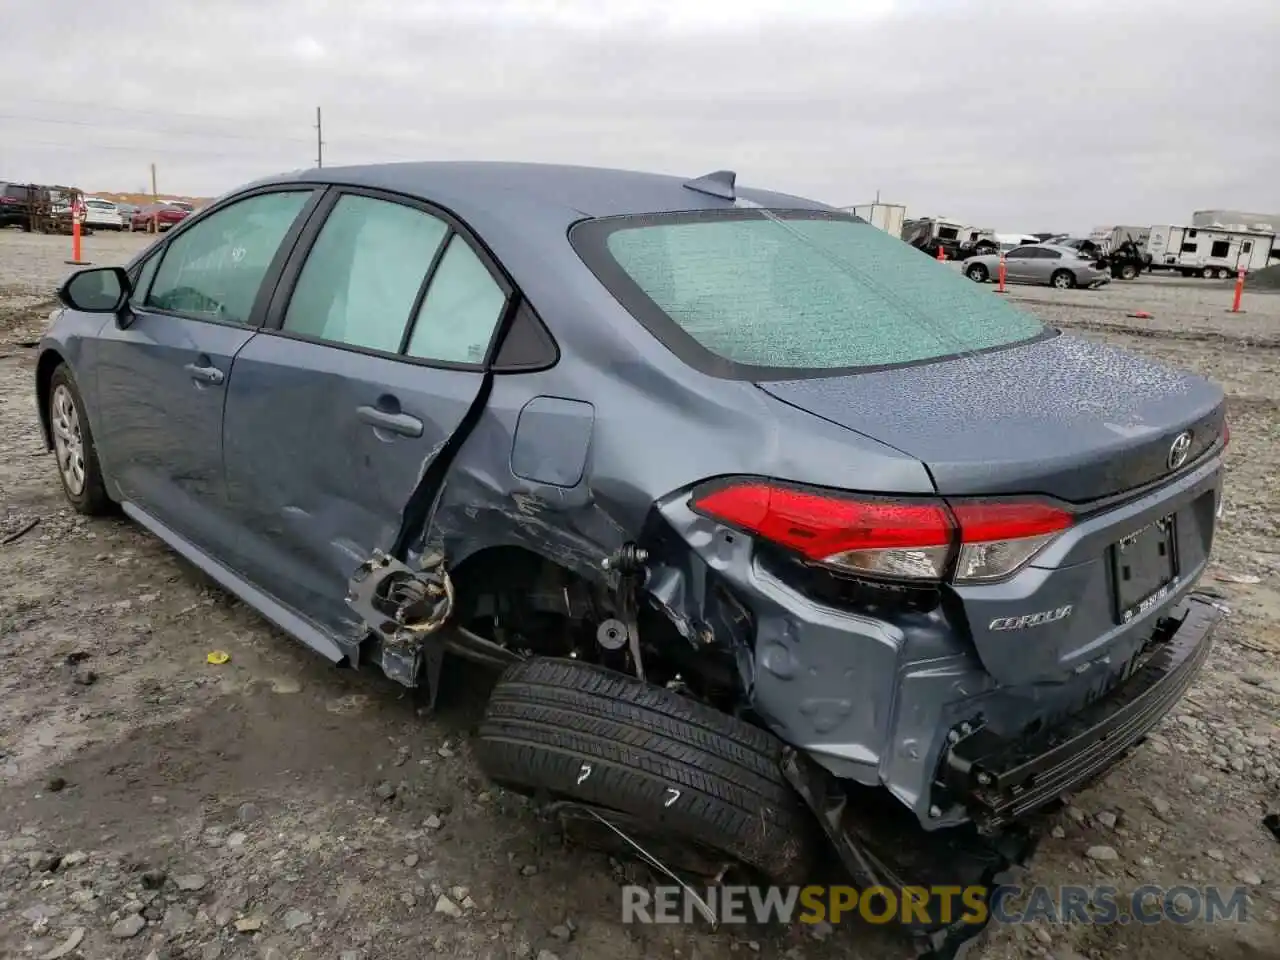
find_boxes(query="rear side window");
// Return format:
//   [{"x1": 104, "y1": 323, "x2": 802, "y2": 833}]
[
  {"x1": 282, "y1": 194, "x2": 449, "y2": 353},
  {"x1": 405, "y1": 235, "x2": 507, "y2": 364},
  {"x1": 573, "y1": 211, "x2": 1046, "y2": 376}
]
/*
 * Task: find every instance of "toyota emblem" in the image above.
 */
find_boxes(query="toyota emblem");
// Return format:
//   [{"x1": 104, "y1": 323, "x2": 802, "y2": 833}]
[{"x1": 1167, "y1": 430, "x2": 1193, "y2": 470}]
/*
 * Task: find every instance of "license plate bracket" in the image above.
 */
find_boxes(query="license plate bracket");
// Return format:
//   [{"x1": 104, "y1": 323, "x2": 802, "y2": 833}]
[{"x1": 1111, "y1": 515, "x2": 1179, "y2": 623}]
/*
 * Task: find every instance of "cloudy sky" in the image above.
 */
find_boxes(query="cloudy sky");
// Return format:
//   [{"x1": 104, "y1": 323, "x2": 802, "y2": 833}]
[{"x1": 2, "y1": 0, "x2": 1276, "y2": 231}]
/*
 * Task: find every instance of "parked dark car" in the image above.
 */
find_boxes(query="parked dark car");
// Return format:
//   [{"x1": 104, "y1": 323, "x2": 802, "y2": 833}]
[
  {"x1": 37, "y1": 162, "x2": 1228, "y2": 956},
  {"x1": 0, "y1": 181, "x2": 32, "y2": 229},
  {"x1": 130, "y1": 203, "x2": 189, "y2": 232}
]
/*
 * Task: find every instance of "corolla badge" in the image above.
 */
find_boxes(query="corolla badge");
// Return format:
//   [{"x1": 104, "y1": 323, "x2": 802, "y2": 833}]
[
  {"x1": 989, "y1": 605, "x2": 1073, "y2": 631},
  {"x1": 1167, "y1": 430, "x2": 1193, "y2": 470}
]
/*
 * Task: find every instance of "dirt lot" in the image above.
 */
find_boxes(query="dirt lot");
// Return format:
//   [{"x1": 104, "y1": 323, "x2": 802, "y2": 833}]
[{"x1": 1, "y1": 229, "x2": 1277, "y2": 960}]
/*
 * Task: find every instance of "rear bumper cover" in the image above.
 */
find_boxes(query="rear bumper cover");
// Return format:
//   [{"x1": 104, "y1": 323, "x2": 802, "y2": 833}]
[{"x1": 937, "y1": 592, "x2": 1222, "y2": 831}]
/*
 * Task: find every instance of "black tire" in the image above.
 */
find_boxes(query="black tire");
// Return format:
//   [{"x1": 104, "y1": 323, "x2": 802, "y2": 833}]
[
  {"x1": 1118, "y1": 263, "x2": 1139, "y2": 281},
  {"x1": 965, "y1": 263, "x2": 988, "y2": 283},
  {"x1": 1050, "y1": 269, "x2": 1076, "y2": 290},
  {"x1": 47, "y1": 364, "x2": 112, "y2": 515},
  {"x1": 476, "y1": 657, "x2": 817, "y2": 883},
  {"x1": 1201, "y1": 266, "x2": 1214, "y2": 279}
]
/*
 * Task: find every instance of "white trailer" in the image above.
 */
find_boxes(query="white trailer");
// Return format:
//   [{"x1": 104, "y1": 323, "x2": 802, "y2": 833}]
[
  {"x1": 845, "y1": 202, "x2": 906, "y2": 238},
  {"x1": 1146, "y1": 225, "x2": 1275, "y2": 278}
]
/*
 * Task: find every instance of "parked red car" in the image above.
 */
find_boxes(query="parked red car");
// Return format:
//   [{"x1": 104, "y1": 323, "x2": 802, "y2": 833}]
[{"x1": 130, "y1": 203, "x2": 189, "y2": 233}]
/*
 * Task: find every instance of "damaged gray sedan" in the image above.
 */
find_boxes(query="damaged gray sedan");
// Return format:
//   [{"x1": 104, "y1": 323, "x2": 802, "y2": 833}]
[{"x1": 38, "y1": 162, "x2": 1227, "y2": 957}]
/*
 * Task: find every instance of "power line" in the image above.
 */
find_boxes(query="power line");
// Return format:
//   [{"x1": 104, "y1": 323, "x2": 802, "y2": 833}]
[
  {"x1": 11, "y1": 137, "x2": 308, "y2": 161},
  {"x1": 0, "y1": 95, "x2": 306, "y2": 128},
  {"x1": 0, "y1": 112, "x2": 312, "y2": 145}
]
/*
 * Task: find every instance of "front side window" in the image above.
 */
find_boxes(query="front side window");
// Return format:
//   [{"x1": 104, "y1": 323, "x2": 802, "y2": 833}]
[
  {"x1": 283, "y1": 194, "x2": 449, "y2": 353},
  {"x1": 573, "y1": 211, "x2": 1046, "y2": 374},
  {"x1": 130, "y1": 251, "x2": 162, "y2": 304},
  {"x1": 147, "y1": 190, "x2": 311, "y2": 323}
]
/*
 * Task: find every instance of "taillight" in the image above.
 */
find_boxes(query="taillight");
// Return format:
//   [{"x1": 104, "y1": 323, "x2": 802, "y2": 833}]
[
  {"x1": 949, "y1": 500, "x2": 1072, "y2": 583},
  {"x1": 690, "y1": 480, "x2": 1073, "y2": 584}
]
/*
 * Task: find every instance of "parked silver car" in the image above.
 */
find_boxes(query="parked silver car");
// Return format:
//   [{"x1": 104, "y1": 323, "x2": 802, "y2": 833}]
[{"x1": 964, "y1": 243, "x2": 1111, "y2": 289}]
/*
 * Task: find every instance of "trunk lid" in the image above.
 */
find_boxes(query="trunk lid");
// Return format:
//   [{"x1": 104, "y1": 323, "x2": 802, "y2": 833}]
[
  {"x1": 757, "y1": 332, "x2": 1224, "y2": 503},
  {"x1": 758, "y1": 332, "x2": 1226, "y2": 686}
]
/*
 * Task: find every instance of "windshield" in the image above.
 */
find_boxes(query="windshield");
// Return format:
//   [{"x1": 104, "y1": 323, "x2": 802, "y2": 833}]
[{"x1": 572, "y1": 210, "x2": 1047, "y2": 377}]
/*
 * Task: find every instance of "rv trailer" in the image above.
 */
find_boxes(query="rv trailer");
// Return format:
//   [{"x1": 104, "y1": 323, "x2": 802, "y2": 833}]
[{"x1": 1146, "y1": 225, "x2": 1276, "y2": 278}]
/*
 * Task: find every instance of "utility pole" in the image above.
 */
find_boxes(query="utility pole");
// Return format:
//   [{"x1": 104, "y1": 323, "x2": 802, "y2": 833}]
[
  {"x1": 315, "y1": 107, "x2": 324, "y2": 168},
  {"x1": 150, "y1": 163, "x2": 158, "y2": 201}
]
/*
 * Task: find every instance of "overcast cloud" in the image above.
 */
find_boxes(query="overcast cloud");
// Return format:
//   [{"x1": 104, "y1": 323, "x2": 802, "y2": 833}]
[{"x1": 2, "y1": 0, "x2": 1276, "y2": 231}]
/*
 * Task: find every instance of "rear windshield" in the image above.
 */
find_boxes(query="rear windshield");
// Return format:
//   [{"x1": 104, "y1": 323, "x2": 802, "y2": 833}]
[{"x1": 571, "y1": 210, "x2": 1047, "y2": 378}]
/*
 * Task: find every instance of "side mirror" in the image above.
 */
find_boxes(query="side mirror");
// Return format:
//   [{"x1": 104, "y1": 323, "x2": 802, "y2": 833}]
[{"x1": 58, "y1": 266, "x2": 131, "y2": 315}]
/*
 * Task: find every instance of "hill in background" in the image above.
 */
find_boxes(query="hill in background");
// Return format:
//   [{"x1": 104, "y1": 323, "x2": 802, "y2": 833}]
[{"x1": 90, "y1": 190, "x2": 212, "y2": 208}]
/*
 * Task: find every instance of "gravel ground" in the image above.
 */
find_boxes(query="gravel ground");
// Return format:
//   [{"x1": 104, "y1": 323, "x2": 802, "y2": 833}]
[{"x1": 1, "y1": 229, "x2": 1277, "y2": 960}]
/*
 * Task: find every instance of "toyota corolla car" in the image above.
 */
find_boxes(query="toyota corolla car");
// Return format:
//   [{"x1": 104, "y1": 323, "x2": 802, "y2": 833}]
[
  {"x1": 964, "y1": 242, "x2": 1112, "y2": 289},
  {"x1": 37, "y1": 162, "x2": 1226, "y2": 956}
]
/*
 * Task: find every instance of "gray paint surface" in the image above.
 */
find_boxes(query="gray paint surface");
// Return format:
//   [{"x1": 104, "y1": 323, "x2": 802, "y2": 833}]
[{"x1": 36, "y1": 161, "x2": 1227, "y2": 829}]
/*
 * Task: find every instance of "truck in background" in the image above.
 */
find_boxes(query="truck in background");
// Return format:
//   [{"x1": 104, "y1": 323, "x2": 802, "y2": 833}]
[
  {"x1": 1147, "y1": 225, "x2": 1276, "y2": 278},
  {"x1": 900, "y1": 216, "x2": 999, "y2": 260},
  {"x1": 1083, "y1": 225, "x2": 1152, "y2": 279}
]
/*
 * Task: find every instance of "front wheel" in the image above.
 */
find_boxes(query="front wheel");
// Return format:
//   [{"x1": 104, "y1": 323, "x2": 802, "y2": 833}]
[
  {"x1": 475, "y1": 657, "x2": 818, "y2": 883},
  {"x1": 1118, "y1": 263, "x2": 1139, "y2": 281},
  {"x1": 1050, "y1": 270, "x2": 1076, "y2": 290},
  {"x1": 47, "y1": 365, "x2": 112, "y2": 515},
  {"x1": 966, "y1": 263, "x2": 989, "y2": 283}
]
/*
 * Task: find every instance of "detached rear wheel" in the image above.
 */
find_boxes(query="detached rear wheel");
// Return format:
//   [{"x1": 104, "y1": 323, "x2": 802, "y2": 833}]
[
  {"x1": 475, "y1": 657, "x2": 817, "y2": 883},
  {"x1": 48, "y1": 364, "x2": 112, "y2": 515}
]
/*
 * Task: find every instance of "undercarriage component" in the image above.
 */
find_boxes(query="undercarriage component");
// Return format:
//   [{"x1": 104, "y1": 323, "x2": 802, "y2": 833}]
[
  {"x1": 347, "y1": 549, "x2": 520, "y2": 704},
  {"x1": 783, "y1": 748, "x2": 1037, "y2": 960},
  {"x1": 596, "y1": 618, "x2": 629, "y2": 650},
  {"x1": 603, "y1": 543, "x2": 649, "y2": 679}
]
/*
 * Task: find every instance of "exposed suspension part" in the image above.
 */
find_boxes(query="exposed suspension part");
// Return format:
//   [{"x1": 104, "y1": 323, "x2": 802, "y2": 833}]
[
  {"x1": 347, "y1": 549, "x2": 520, "y2": 708},
  {"x1": 602, "y1": 543, "x2": 649, "y2": 680}
]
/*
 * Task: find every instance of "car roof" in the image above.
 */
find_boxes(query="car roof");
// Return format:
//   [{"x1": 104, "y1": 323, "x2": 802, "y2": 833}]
[
  {"x1": 262, "y1": 161, "x2": 831, "y2": 224},
  {"x1": 239, "y1": 162, "x2": 839, "y2": 362}
]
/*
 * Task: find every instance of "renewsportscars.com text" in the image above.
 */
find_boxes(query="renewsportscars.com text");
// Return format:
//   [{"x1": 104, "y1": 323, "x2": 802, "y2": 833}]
[{"x1": 622, "y1": 884, "x2": 1250, "y2": 927}]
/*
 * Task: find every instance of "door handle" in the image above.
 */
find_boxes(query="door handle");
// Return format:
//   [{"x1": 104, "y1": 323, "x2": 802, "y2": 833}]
[
  {"x1": 357, "y1": 405, "x2": 423, "y2": 438},
  {"x1": 184, "y1": 362, "x2": 225, "y2": 386}
]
